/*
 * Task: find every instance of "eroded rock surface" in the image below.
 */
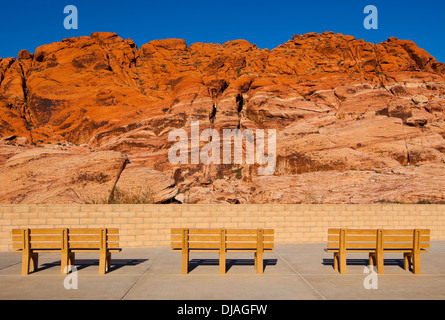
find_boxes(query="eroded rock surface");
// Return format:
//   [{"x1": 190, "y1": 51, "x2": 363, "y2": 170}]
[{"x1": 1, "y1": 31, "x2": 444, "y2": 204}]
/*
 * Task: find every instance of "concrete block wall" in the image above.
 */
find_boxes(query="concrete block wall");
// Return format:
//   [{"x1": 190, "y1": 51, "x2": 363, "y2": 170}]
[{"x1": 1, "y1": 204, "x2": 444, "y2": 250}]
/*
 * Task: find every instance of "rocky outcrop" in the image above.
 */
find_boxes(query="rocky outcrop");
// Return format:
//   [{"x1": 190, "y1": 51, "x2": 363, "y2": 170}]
[
  {"x1": 114, "y1": 164, "x2": 178, "y2": 203},
  {"x1": 251, "y1": 164, "x2": 445, "y2": 204},
  {"x1": 0, "y1": 31, "x2": 444, "y2": 204},
  {"x1": 0, "y1": 147, "x2": 127, "y2": 204}
]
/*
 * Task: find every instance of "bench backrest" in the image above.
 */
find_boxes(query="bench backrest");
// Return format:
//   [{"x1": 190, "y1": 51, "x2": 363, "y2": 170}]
[
  {"x1": 381, "y1": 229, "x2": 430, "y2": 250},
  {"x1": 11, "y1": 228, "x2": 119, "y2": 251},
  {"x1": 327, "y1": 228, "x2": 430, "y2": 251},
  {"x1": 68, "y1": 228, "x2": 120, "y2": 250},
  {"x1": 327, "y1": 229, "x2": 378, "y2": 250},
  {"x1": 12, "y1": 228, "x2": 67, "y2": 251},
  {"x1": 171, "y1": 228, "x2": 274, "y2": 251}
]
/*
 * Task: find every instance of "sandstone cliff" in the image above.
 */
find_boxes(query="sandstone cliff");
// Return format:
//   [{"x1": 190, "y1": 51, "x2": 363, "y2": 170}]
[{"x1": 1, "y1": 31, "x2": 444, "y2": 204}]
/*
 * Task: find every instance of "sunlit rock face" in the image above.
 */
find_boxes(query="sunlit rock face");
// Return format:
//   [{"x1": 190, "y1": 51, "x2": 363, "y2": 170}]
[{"x1": 1, "y1": 32, "x2": 444, "y2": 204}]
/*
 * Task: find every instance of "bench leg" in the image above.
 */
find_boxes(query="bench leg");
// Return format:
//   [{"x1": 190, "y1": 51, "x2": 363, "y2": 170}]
[
  {"x1": 404, "y1": 253, "x2": 412, "y2": 271},
  {"x1": 404, "y1": 252, "x2": 422, "y2": 274},
  {"x1": 256, "y1": 250, "x2": 264, "y2": 274},
  {"x1": 254, "y1": 252, "x2": 258, "y2": 271},
  {"x1": 61, "y1": 250, "x2": 70, "y2": 275},
  {"x1": 333, "y1": 253, "x2": 338, "y2": 272},
  {"x1": 21, "y1": 251, "x2": 31, "y2": 275},
  {"x1": 369, "y1": 253, "x2": 375, "y2": 268},
  {"x1": 61, "y1": 252, "x2": 76, "y2": 274},
  {"x1": 69, "y1": 252, "x2": 76, "y2": 268},
  {"x1": 412, "y1": 251, "x2": 421, "y2": 274},
  {"x1": 99, "y1": 250, "x2": 107, "y2": 275},
  {"x1": 22, "y1": 251, "x2": 39, "y2": 275},
  {"x1": 181, "y1": 250, "x2": 189, "y2": 274},
  {"x1": 30, "y1": 253, "x2": 39, "y2": 273},
  {"x1": 106, "y1": 252, "x2": 111, "y2": 273},
  {"x1": 338, "y1": 253, "x2": 347, "y2": 274},
  {"x1": 219, "y1": 250, "x2": 226, "y2": 274},
  {"x1": 375, "y1": 252, "x2": 384, "y2": 274}
]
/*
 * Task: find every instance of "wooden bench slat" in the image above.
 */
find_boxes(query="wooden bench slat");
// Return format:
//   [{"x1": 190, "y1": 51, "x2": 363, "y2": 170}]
[
  {"x1": 29, "y1": 235, "x2": 62, "y2": 242},
  {"x1": 225, "y1": 229, "x2": 257, "y2": 235},
  {"x1": 171, "y1": 228, "x2": 184, "y2": 235},
  {"x1": 67, "y1": 229, "x2": 102, "y2": 235},
  {"x1": 326, "y1": 242, "x2": 339, "y2": 249},
  {"x1": 327, "y1": 229, "x2": 375, "y2": 235},
  {"x1": 383, "y1": 242, "x2": 430, "y2": 249},
  {"x1": 67, "y1": 235, "x2": 119, "y2": 242},
  {"x1": 11, "y1": 235, "x2": 24, "y2": 241},
  {"x1": 188, "y1": 235, "x2": 220, "y2": 241},
  {"x1": 341, "y1": 229, "x2": 378, "y2": 235},
  {"x1": 342, "y1": 243, "x2": 377, "y2": 249},
  {"x1": 326, "y1": 242, "x2": 377, "y2": 248},
  {"x1": 226, "y1": 229, "x2": 274, "y2": 235},
  {"x1": 28, "y1": 229, "x2": 65, "y2": 235},
  {"x1": 328, "y1": 235, "x2": 378, "y2": 242},
  {"x1": 69, "y1": 248, "x2": 122, "y2": 253},
  {"x1": 66, "y1": 228, "x2": 118, "y2": 234},
  {"x1": 189, "y1": 243, "x2": 220, "y2": 249},
  {"x1": 326, "y1": 248, "x2": 378, "y2": 253},
  {"x1": 69, "y1": 242, "x2": 120, "y2": 249},
  {"x1": 384, "y1": 229, "x2": 430, "y2": 235},
  {"x1": 382, "y1": 235, "x2": 422, "y2": 242},
  {"x1": 225, "y1": 235, "x2": 257, "y2": 241},
  {"x1": 188, "y1": 229, "x2": 221, "y2": 235},
  {"x1": 227, "y1": 242, "x2": 274, "y2": 249},
  {"x1": 226, "y1": 243, "x2": 257, "y2": 249},
  {"x1": 226, "y1": 235, "x2": 274, "y2": 242},
  {"x1": 29, "y1": 243, "x2": 64, "y2": 249},
  {"x1": 68, "y1": 235, "x2": 101, "y2": 242},
  {"x1": 172, "y1": 235, "x2": 221, "y2": 242},
  {"x1": 171, "y1": 242, "x2": 182, "y2": 248}
]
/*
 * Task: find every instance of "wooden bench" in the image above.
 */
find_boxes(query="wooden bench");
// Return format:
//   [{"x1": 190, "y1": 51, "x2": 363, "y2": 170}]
[
  {"x1": 11, "y1": 228, "x2": 121, "y2": 275},
  {"x1": 171, "y1": 228, "x2": 274, "y2": 274},
  {"x1": 12, "y1": 228, "x2": 68, "y2": 275},
  {"x1": 325, "y1": 228, "x2": 430, "y2": 274},
  {"x1": 67, "y1": 228, "x2": 121, "y2": 275}
]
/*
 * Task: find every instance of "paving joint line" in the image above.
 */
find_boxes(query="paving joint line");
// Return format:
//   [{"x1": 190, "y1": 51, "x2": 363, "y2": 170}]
[
  {"x1": 119, "y1": 251, "x2": 166, "y2": 300},
  {"x1": 273, "y1": 249, "x2": 327, "y2": 300}
]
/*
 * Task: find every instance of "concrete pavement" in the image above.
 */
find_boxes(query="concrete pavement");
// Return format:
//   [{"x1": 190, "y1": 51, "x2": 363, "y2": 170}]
[{"x1": 1, "y1": 242, "x2": 445, "y2": 300}]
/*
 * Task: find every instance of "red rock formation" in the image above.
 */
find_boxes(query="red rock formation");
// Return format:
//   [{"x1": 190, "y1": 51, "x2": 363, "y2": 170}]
[{"x1": 1, "y1": 31, "x2": 444, "y2": 204}]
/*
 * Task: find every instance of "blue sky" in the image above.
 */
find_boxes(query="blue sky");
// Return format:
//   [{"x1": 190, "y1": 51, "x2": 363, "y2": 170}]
[{"x1": 1, "y1": 0, "x2": 444, "y2": 62}]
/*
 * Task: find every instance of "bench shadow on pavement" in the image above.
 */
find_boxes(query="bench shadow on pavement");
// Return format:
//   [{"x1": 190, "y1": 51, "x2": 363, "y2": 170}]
[
  {"x1": 188, "y1": 258, "x2": 277, "y2": 273},
  {"x1": 38, "y1": 259, "x2": 148, "y2": 273},
  {"x1": 322, "y1": 258, "x2": 405, "y2": 269}
]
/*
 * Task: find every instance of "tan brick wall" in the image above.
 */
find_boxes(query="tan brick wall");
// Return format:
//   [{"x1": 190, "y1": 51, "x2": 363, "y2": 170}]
[{"x1": 1, "y1": 204, "x2": 444, "y2": 250}]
